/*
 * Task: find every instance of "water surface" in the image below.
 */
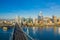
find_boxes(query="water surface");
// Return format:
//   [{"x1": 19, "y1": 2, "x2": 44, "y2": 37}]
[
  {"x1": 0, "y1": 27, "x2": 14, "y2": 40},
  {"x1": 22, "y1": 26, "x2": 60, "y2": 40}
]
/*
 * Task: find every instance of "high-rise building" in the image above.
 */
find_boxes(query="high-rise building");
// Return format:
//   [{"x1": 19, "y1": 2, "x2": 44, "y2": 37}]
[
  {"x1": 33, "y1": 17, "x2": 38, "y2": 24},
  {"x1": 52, "y1": 15, "x2": 57, "y2": 23},
  {"x1": 38, "y1": 11, "x2": 43, "y2": 21},
  {"x1": 33, "y1": 18, "x2": 35, "y2": 23}
]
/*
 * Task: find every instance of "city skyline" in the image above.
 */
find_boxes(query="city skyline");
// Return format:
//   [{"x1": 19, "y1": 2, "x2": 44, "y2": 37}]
[{"x1": 0, "y1": 0, "x2": 60, "y2": 19}]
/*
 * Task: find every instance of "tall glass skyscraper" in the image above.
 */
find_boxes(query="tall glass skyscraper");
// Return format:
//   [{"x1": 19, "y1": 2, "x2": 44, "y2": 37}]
[{"x1": 38, "y1": 11, "x2": 43, "y2": 21}]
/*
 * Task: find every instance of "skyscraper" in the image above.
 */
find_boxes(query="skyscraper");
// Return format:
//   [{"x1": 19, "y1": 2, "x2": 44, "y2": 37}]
[{"x1": 38, "y1": 11, "x2": 43, "y2": 21}]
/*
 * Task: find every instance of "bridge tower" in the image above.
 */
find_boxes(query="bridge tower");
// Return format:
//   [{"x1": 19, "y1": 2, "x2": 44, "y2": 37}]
[{"x1": 15, "y1": 15, "x2": 20, "y2": 25}]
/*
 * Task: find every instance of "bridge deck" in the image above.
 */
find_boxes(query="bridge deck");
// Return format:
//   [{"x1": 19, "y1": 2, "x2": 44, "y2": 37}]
[{"x1": 13, "y1": 23, "x2": 27, "y2": 40}]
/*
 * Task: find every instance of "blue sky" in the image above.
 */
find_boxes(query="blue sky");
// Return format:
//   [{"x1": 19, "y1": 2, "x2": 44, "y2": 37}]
[{"x1": 0, "y1": 0, "x2": 60, "y2": 19}]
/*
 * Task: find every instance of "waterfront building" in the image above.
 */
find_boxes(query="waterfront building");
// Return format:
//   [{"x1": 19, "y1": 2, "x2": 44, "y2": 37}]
[
  {"x1": 32, "y1": 17, "x2": 38, "y2": 26},
  {"x1": 44, "y1": 17, "x2": 50, "y2": 24},
  {"x1": 26, "y1": 17, "x2": 33, "y2": 23},
  {"x1": 35, "y1": 19, "x2": 38, "y2": 25},
  {"x1": 52, "y1": 16, "x2": 57, "y2": 23},
  {"x1": 33, "y1": 18, "x2": 35, "y2": 24},
  {"x1": 21, "y1": 17, "x2": 26, "y2": 23},
  {"x1": 47, "y1": 18, "x2": 52, "y2": 23},
  {"x1": 57, "y1": 18, "x2": 60, "y2": 22},
  {"x1": 57, "y1": 18, "x2": 60, "y2": 25},
  {"x1": 33, "y1": 18, "x2": 38, "y2": 23},
  {"x1": 23, "y1": 21, "x2": 27, "y2": 26}
]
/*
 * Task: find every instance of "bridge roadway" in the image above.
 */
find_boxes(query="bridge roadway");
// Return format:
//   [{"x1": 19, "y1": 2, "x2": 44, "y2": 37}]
[
  {"x1": 0, "y1": 23, "x2": 27, "y2": 40},
  {"x1": 13, "y1": 23, "x2": 27, "y2": 40}
]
